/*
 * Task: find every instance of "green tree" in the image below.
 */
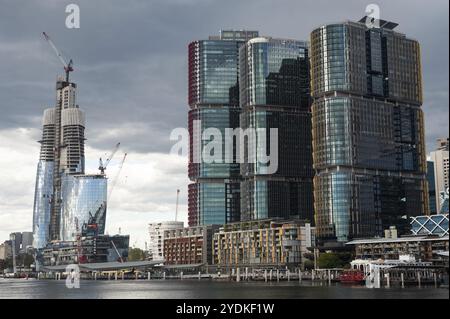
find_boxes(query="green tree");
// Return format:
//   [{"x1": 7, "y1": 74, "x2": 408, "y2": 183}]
[
  {"x1": 128, "y1": 248, "x2": 146, "y2": 261},
  {"x1": 0, "y1": 258, "x2": 13, "y2": 271},
  {"x1": 317, "y1": 252, "x2": 352, "y2": 269},
  {"x1": 22, "y1": 254, "x2": 35, "y2": 268}
]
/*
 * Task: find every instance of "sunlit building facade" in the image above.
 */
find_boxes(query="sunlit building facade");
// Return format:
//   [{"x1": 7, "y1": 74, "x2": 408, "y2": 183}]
[
  {"x1": 311, "y1": 19, "x2": 428, "y2": 243},
  {"x1": 32, "y1": 79, "x2": 93, "y2": 248},
  {"x1": 59, "y1": 174, "x2": 107, "y2": 241},
  {"x1": 188, "y1": 30, "x2": 259, "y2": 226},
  {"x1": 239, "y1": 37, "x2": 314, "y2": 222}
]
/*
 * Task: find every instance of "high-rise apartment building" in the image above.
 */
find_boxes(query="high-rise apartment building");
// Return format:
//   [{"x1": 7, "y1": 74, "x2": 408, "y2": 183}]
[
  {"x1": 429, "y1": 137, "x2": 449, "y2": 213},
  {"x1": 311, "y1": 18, "x2": 428, "y2": 243},
  {"x1": 239, "y1": 37, "x2": 314, "y2": 221},
  {"x1": 188, "y1": 30, "x2": 259, "y2": 226}
]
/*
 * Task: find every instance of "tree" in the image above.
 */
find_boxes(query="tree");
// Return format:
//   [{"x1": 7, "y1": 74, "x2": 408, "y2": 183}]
[
  {"x1": 22, "y1": 254, "x2": 35, "y2": 268},
  {"x1": 128, "y1": 248, "x2": 146, "y2": 261},
  {"x1": 0, "y1": 258, "x2": 13, "y2": 271},
  {"x1": 317, "y1": 252, "x2": 352, "y2": 269}
]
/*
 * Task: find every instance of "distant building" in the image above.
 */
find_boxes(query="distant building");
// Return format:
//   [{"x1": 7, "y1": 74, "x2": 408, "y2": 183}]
[
  {"x1": 213, "y1": 219, "x2": 315, "y2": 269},
  {"x1": 427, "y1": 161, "x2": 437, "y2": 214},
  {"x1": 163, "y1": 225, "x2": 220, "y2": 265},
  {"x1": 8, "y1": 232, "x2": 34, "y2": 255},
  {"x1": 429, "y1": 138, "x2": 449, "y2": 213},
  {"x1": 0, "y1": 241, "x2": 12, "y2": 260},
  {"x1": 21, "y1": 232, "x2": 33, "y2": 253},
  {"x1": 9, "y1": 232, "x2": 22, "y2": 256},
  {"x1": 148, "y1": 221, "x2": 184, "y2": 261}
]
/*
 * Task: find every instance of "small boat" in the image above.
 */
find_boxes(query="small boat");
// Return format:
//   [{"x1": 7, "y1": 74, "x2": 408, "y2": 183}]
[{"x1": 338, "y1": 270, "x2": 365, "y2": 284}]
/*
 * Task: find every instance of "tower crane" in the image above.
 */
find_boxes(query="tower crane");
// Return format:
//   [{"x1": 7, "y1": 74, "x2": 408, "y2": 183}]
[
  {"x1": 99, "y1": 142, "x2": 120, "y2": 175},
  {"x1": 42, "y1": 32, "x2": 74, "y2": 82},
  {"x1": 108, "y1": 152, "x2": 128, "y2": 200}
]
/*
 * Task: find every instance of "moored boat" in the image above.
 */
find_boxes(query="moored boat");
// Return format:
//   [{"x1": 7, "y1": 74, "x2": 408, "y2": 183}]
[{"x1": 338, "y1": 270, "x2": 365, "y2": 284}]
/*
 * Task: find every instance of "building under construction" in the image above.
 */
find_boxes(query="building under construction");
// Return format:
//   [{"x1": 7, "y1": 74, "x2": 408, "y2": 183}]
[{"x1": 32, "y1": 33, "x2": 117, "y2": 252}]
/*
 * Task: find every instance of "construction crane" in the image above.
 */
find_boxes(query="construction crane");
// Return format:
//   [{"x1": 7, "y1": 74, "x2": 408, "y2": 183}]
[
  {"x1": 42, "y1": 32, "x2": 74, "y2": 82},
  {"x1": 99, "y1": 142, "x2": 120, "y2": 175},
  {"x1": 175, "y1": 189, "x2": 180, "y2": 222},
  {"x1": 108, "y1": 152, "x2": 128, "y2": 200}
]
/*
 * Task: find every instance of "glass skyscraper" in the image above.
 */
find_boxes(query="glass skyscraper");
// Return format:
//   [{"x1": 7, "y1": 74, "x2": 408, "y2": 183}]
[
  {"x1": 33, "y1": 78, "x2": 107, "y2": 248},
  {"x1": 310, "y1": 19, "x2": 428, "y2": 243},
  {"x1": 239, "y1": 37, "x2": 314, "y2": 222},
  {"x1": 188, "y1": 30, "x2": 258, "y2": 226}
]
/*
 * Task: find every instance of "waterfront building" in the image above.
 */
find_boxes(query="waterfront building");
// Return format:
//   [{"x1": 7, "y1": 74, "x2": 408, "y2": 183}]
[
  {"x1": 239, "y1": 37, "x2": 314, "y2": 222},
  {"x1": 148, "y1": 221, "x2": 184, "y2": 261},
  {"x1": 163, "y1": 225, "x2": 220, "y2": 265},
  {"x1": 346, "y1": 235, "x2": 449, "y2": 263},
  {"x1": 410, "y1": 214, "x2": 449, "y2": 237},
  {"x1": 311, "y1": 18, "x2": 428, "y2": 243},
  {"x1": 188, "y1": 30, "x2": 259, "y2": 226},
  {"x1": 41, "y1": 234, "x2": 129, "y2": 266},
  {"x1": 213, "y1": 219, "x2": 315, "y2": 269},
  {"x1": 429, "y1": 138, "x2": 449, "y2": 213}
]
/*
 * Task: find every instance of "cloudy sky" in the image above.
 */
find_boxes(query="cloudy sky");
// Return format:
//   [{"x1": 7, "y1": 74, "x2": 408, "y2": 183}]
[{"x1": 0, "y1": 0, "x2": 448, "y2": 248}]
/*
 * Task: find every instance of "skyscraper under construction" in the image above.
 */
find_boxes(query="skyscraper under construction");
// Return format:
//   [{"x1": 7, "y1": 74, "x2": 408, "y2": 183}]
[{"x1": 32, "y1": 77, "x2": 107, "y2": 249}]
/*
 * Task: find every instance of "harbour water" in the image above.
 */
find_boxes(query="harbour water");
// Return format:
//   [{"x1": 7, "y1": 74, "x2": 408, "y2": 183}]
[{"x1": 0, "y1": 279, "x2": 448, "y2": 299}]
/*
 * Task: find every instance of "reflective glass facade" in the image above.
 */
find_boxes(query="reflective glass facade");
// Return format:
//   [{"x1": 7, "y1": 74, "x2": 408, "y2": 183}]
[
  {"x1": 60, "y1": 175, "x2": 107, "y2": 241},
  {"x1": 239, "y1": 38, "x2": 313, "y2": 222},
  {"x1": 188, "y1": 31, "x2": 258, "y2": 226},
  {"x1": 188, "y1": 181, "x2": 240, "y2": 226},
  {"x1": 410, "y1": 214, "x2": 449, "y2": 236},
  {"x1": 311, "y1": 21, "x2": 428, "y2": 243},
  {"x1": 188, "y1": 107, "x2": 240, "y2": 179},
  {"x1": 240, "y1": 38, "x2": 310, "y2": 109},
  {"x1": 32, "y1": 161, "x2": 54, "y2": 249}
]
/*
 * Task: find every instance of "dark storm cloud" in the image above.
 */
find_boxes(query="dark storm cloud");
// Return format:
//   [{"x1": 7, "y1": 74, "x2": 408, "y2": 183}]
[{"x1": 0, "y1": 0, "x2": 448, "y2": 153}]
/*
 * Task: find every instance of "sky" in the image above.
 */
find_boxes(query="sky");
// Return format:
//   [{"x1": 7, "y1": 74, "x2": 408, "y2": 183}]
[{"x1": 0, "y1": 0, "x2": 448, "y2": 248}]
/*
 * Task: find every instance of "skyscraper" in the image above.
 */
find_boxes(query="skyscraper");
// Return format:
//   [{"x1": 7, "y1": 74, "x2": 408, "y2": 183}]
[
  {"x1": 311, "y1": 18, "x2": 428, "y2": 243},
  {"x1": 429, "y1": 137, "x2": 449, "y2": 213},
  {"x1": 239, "y1": 37, "x2": 314, "y2": 221},
  {"x1": 188, "y1": 30, "x2": 258, "y2": 226},
  {"x1": 33, "y1": 78, "x2": 106, "y2": 248}
]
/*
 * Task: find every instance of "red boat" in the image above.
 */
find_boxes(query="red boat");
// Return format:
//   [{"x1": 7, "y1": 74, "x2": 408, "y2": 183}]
[{"x1": 338, "y1": 270, "x2": 365, "y2": 284}]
